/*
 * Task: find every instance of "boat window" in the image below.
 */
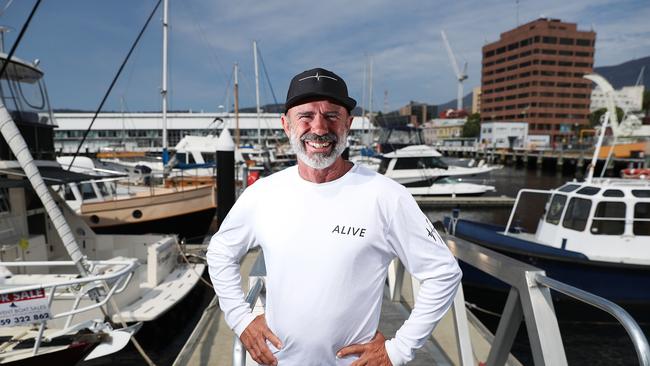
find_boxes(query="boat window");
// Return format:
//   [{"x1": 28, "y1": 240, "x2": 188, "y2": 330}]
[
  {"x1": 393, "y1": 157, "x2": 448, "y2": 170},
  {"x1": 558, "y1": 184, "x2": 580, "y2": 192},
  {"x1": 0, "y1": 187, "x2": 10, "y2": 213},
  {"x1": 378, "y1": 158, "x2": 390, "y2": 174},
  {"x1": 201, "y1": 152, "x2": 216, "y2": 163},
  {"x1": 545, "y1": 194, "x2": 567, "y2": 225},
  {"x1": 631, "y1": 190, "x2": 650, "y2": 198},
  {"x1": 79, "y1": 183, "x2": 97, "y2": 200},
  {"x1": 602, "y1": 189, "x2": 624, "y2": 197},
  {"x1": 63, "y1": 185, "x2": 76, "y2": 201},
  {"x1": 591, "y1": 202, "x2": 625, "y2": 235},
  {"x1": 96, "y1": 182, "x2": 111, "y2": 197},
  {"x1": 576, "y1": 186, "x2": 600, "y2": 195},
  {"x1": 562, "y1": 197, "x2": 592, "y2": 231},
  {"x1": 633, "y1": 203, "x2": 650, "y2": 235}
]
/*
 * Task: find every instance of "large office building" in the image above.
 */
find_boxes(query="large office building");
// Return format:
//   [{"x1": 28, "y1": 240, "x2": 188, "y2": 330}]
[{"x1": 480, "y1": 18, "x2": 596, "y2": 141}]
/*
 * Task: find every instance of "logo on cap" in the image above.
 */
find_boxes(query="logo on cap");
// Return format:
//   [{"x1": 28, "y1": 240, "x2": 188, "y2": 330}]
[{"x1": 298, "y1": 71, "x2": 338, "y2": 82}]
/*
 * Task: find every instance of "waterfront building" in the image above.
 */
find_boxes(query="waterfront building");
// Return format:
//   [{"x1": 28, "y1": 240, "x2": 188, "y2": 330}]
[
  {"x1": 471, "y1": 86, "x2": 482, "y2": 114},
  {"x1": 53, "y1": 112, "x2": 371, "y2": 153},
  {"x1": 480, "y1": 18, "x2": 596, "y2": 142},
  {"x1": 480, "y1": 121, "x2": 528, "y2": 149},
  {"x1": 590, "y1": 85, "x2": 645, "y2": 113},
  {"x1": 422, "y1": 118, "x2": 466, "y2": 144},
  {"x1": 398, "y1": 101, "x2": 437, "y2": 127}
]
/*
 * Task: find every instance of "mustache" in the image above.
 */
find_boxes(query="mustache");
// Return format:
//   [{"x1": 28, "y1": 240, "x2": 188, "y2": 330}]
[{"x1": 300, "y1": 133, "x2": 338, "y2": 143}]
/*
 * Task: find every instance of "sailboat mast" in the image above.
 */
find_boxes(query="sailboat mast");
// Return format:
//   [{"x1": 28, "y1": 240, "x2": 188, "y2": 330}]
[
  {"x1": 253, "y1": 40, "x2": 261, "y2": 146},
  {"x1": 234, "y1": 63, "x2": 240, "y2": 146},
  {"x1": 161, "y1": 0, "x2": 169, "y2": 162}
]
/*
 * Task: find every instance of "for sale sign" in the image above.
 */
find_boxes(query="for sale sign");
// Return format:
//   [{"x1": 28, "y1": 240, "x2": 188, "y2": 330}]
[{"x1": 0, "y1": 289, "x2": 51, "y2": 327}]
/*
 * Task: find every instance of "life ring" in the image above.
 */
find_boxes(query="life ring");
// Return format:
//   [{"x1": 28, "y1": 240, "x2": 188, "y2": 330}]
[{"x1": 621, "y1": 168, "x2": 650, "y2": 179}]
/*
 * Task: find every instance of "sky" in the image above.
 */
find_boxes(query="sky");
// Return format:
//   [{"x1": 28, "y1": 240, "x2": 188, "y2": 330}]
[{"x1": 2, "y1": 0, "x2": 649, "y2": 113}]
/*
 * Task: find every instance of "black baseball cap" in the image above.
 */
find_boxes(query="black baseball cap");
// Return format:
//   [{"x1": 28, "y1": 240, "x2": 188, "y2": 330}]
[{"x1": 284, "y1": 68, "x2": 357, "y2": 113}]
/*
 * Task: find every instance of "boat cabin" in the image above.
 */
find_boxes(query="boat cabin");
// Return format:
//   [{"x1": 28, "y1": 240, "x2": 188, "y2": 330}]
[{"x1": 531, "y1": 179, "x2": 650, "y2": 263}]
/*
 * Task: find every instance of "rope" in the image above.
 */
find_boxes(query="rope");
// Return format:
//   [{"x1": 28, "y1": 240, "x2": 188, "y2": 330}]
[
  {"x1": 465, "y1": 301, "x2": 501, "y2": 317},
  {"x1": 66, "y1": 0, "x2": 163, "y2": 171},
  {"x1": 176, "y1": 240, "x2": 213, "y2": 289},
  {"x1": 0, "y1": 0, "x2": 41, "y2": 80}
]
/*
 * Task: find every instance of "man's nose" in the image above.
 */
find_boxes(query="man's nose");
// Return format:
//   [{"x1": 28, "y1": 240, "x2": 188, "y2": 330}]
[{"x1": 310, "y1": 114, "x2": 329, "y2": 134}]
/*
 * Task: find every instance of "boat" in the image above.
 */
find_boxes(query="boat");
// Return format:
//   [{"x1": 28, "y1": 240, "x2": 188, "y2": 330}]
[
  {"x1": 0, "y1": 44, "x2": 205, "y2": 362},
  {"x1": 408, "y1": 177, "x2": 495, "y2": 196},
  {"x1": 444, "y1": 177, "x2": 650, "y2": 321},
  {"x1": 57, "y1": 156, "x2": 217, "y2": 242},
  {"x1": 374, "y1": 145, "x2": 498, "y2": 187}
]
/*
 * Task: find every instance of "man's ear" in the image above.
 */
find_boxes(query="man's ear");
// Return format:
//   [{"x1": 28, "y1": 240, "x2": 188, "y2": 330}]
[{"x1": 281, "y1": 114, "x2": 291, "y2": 135}]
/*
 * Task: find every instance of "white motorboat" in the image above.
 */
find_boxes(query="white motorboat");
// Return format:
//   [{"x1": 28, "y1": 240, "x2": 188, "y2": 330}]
[
  {"x1": 407, "y1": 177, "x2": 495, "y2": 196},
  {"x1": 0, "y1": 50, "x2": 205, "y2": 362},
  {"x1": 362, "y1": 145, "x2": 498, "y2": 186}
]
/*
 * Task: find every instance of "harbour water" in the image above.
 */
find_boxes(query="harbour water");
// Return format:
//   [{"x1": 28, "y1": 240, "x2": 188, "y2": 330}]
[{"x1": 424, "y1": 158, "x2": 650, "y2": 366}]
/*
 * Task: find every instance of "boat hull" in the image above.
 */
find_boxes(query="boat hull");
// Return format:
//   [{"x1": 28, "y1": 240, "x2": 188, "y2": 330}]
[
  {"x1": 444, "y1": 217, "x2": 650, "y2": 322},
  {"x1": 90, "y1": 207, "x2": 215, "y2": 242}
]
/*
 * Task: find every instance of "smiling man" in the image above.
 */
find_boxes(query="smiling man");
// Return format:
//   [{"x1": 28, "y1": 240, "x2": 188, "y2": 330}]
[{"x1": 207, "y1": 68, "x2": 461, "y2": 366}]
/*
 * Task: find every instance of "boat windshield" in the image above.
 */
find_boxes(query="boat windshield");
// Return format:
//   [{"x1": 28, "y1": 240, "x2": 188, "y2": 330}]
[
  {"x1": 393, "y1": 157, "x2": 448, "y2": 170},
  {"x1": 0, "y1": 57, "x2": 54, "y2": 126},
  {"x1": 545, "y1": 193, "x2": 567, "y2": 225},
  {"x1": 562, "y1": 197, "x2": 592, "y2": 232}
]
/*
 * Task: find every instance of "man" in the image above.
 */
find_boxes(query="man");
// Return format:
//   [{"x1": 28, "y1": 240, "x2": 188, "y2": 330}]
[{"x1": 207, "y1": 67, "x2": 461, "y2": 365}]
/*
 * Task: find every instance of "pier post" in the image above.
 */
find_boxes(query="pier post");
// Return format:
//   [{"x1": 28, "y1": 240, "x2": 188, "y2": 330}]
[{"x1": 216, "y1": 129, "x2": 236, "y2": 228}]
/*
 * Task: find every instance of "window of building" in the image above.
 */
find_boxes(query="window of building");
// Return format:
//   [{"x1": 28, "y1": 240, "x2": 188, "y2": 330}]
[
  {"x1": 545, "y1": 194, "x2": 567, "y2": 225},
  {"x1": 540, "y1": 92, "x2": 554, "y2": 97},
  {"x1": 558, "y1": 61, "x2": 572, "y2": 67},
  {"x1": 485, "y1": 50, "x2": 495, "y2": 58},
  {"x1": 576, "y1": 39, "x2": 592, "y2": 46},
  {"x1": 508, "y1": 42, "x2": 519, "y2": 50},
  {"x1": 542, "y1": 49, "x2": 557, "y2": 55},
  {"x1": 575, "y1": 62, "x2": 590, "y2": 68},
  {"x1": 543, "y1": 36, "x2": 558, "y2": 44},
  {"x1": 508, "y1": 54, "x2": 519, "y2": 61},
  {"x1": 591, "y1": 202, "x2": 626, "y2": 235},
  {"x1": 634, "y1": 203, "x2": 650, "y2": 235},
  {"x1": 540, "y1": 81, "x2": 555, "y2": 87},
  {"x1": 559, "y1": 50, "x2": 573, "y2": 56},
  {"x1": 575, "y1": 51, "x2": 590, "y2": 57},
  {"x1": 557, "y1": 92, "x2": 571, "y2": 98},
  {"x1": 557, "y1": 82, "x2": 572, "y2": 88},
  {"x1": 559, "y1": 37, "x2": 574, "y2": 45},
  {"x1": 563, "y1": 197, "x2": 592, "y2": 232},
  {"x1": 541, "y1": 60, "x2": 556, "y2": 66}
]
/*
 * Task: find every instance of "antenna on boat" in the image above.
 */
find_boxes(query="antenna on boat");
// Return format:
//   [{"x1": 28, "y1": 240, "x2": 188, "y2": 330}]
[
  {"x1": 586, "y1": 111, "x2": 610, "y2": 183},
  {"x1": 234, "y1": 62, "x2": 240, "y2": 146},
  {"x1": 161, "y1": 0, "x2": 169, "y2": 165},
  {"x1": 253, "y1": 40, "x2": 262, "y2": 146}
]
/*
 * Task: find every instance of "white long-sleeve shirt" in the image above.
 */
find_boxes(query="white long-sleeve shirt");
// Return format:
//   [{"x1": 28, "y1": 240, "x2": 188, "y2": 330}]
[{"x1": 207, "y1": 164, "x2": 461, "y2": 365}]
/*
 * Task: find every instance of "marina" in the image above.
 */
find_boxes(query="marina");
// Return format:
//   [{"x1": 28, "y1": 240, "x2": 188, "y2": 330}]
[{"x1": 2, "y1": 0, "x2": 650, "y2": 365}]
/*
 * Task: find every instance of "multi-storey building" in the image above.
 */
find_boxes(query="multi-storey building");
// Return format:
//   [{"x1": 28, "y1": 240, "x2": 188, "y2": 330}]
[{"x1": 481, "y1": 18, "x2": 596, "y2": 141}]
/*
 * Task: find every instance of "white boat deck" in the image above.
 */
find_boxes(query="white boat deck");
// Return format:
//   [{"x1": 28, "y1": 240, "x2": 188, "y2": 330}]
[{"x1": 114, "y1": 263, "x2": 205, "y2": 323}]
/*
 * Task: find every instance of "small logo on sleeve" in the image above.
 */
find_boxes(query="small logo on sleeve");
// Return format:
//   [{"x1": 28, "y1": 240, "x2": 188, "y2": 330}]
[
  {"x1": 425, "y1": 218, "x2": 444, "y2": 245},
  {"x1": 331, "y1": 225, "x2": 366, "y2": 237}
]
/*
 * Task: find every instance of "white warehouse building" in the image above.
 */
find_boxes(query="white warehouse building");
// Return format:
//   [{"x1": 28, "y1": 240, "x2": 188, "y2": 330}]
[
  {"x1": 480, "y1": 122, "x2": 528, "y2": 149},
  {"x1": 590, "y1": 85, "x2": 645, "y2": 113},
  {"x1": 53, "y1": 112, "x2": 371, "y2": 153}
]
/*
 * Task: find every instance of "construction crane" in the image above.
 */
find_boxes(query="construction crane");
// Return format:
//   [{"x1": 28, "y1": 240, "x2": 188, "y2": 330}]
[{"x1": 440, "y1": 30, "x2": 468, "y2": 110}]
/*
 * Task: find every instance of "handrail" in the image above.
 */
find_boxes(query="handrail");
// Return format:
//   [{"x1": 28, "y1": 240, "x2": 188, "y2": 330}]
[
  {"x1": 536, "y1": 274, "x2": 650, "y2": 366},
  {"x1": 233, "y1": 254, "x2": 266, "y2": 366},
  {"x1": 0, "y1": 259, "x2": 139, "y2": 356}
]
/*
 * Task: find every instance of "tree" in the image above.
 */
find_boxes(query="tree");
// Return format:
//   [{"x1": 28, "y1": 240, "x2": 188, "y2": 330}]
[
  {"x1": 588, "y1": 107, "x2": 624, "y2": 128},
  {"x1": 462, "y1": 113, "x2": 481, "y2": 138}
]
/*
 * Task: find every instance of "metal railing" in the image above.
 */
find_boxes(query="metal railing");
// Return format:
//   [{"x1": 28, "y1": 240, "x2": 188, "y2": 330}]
[
  {"x1": 231, "y1": 237, "x2": 650, "y2": 366},
  {"x1": 0, "y1": 259, "x2": 138, "y2": 356}
]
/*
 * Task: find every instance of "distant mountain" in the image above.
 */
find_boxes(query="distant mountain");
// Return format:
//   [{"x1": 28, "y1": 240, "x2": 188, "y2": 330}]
[
  {"x1": 435, "y1": 93, "x2": 473, "y2": 113},
  {"x1": 593, "y1": 56, "x2": 650, "y2": 89}
]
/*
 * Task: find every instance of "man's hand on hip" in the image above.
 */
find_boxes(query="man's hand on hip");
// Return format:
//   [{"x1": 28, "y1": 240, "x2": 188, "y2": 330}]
[
  {"x1": 337, "y1": 331, "x2": 393, "y2": 366},
  {"x1": 240, "y1": 314, "x2": 282, "y2": 366}
]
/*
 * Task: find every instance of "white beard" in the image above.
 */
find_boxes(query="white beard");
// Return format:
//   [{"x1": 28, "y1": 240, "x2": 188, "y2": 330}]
[{"x1": 289, "y1": 130, "x2": 347, "y2": 170}]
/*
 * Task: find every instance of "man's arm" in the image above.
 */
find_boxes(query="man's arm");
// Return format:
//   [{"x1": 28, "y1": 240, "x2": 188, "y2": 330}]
[
  {"x1": 206, "y1": 187, "x2": 283, "y2": 365},
  {"x1": 383, "y1": 192, "x2": 463, "y2": 365}
]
